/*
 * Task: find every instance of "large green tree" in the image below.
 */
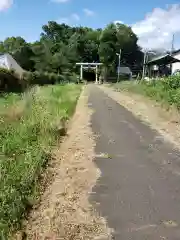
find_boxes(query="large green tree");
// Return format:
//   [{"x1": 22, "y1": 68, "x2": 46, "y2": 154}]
[
  {"x1": 98, "y1": 22, "x2": 143, "y2": 79},
  {"x1": 3, "y1": 37, "x2": 26, "y2": 53},
  {"x1": 0, "y1": 21, "x2": 143, "y2": 78}
]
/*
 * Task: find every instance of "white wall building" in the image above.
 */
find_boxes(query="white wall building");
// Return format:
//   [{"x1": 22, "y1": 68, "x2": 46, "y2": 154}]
[
  {"x1": 0, "y1": 53, "x2": 24, "y2": 76},
  {"x1": 172, "y1": 50, "x2": 180, "y2": 74}
]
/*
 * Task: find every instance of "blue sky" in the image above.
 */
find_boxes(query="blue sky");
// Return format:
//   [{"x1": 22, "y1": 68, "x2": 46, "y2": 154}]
[{"x1": 1, "y1": 0, "x2": 180, "y2": 50}]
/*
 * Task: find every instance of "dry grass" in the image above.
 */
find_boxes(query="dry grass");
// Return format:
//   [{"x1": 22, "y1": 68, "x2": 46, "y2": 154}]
[
  {"x1": 17, "y1": 86, "x2": 110, "y2": 240},
  {"x1": 100, "y1": 85, "x2": 180, "y2": 150}
]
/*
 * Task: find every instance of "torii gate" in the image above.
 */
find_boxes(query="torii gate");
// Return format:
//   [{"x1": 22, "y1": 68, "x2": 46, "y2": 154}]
[{"x1": 76, "y1": 62, "x2": 102, "y2": 83}]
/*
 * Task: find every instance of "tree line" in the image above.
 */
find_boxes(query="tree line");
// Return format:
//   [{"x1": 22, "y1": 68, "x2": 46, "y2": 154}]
[{"x1": 0, "y1": 21, "x2": 144, "y2": 79}]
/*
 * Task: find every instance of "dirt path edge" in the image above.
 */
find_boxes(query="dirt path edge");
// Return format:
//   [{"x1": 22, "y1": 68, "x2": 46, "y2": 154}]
[{"x1": 15, "y1": 86, "x2": 111, "y2": 240}]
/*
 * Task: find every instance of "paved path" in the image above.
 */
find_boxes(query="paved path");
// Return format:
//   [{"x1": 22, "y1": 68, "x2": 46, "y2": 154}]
[{"x1": 89, "y1": 86, "x2": 180, "y2": 240}]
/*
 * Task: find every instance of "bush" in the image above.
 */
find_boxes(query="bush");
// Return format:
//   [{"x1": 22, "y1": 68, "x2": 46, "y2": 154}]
[
  {"x1": 23, "y1": 71, "x2": 78, "y2": 86},
  {"x1": 0, "y1": 68, "x2": 78, "y2": 93},
  {"x1": 162, "y1": 75, "x2": 180, "y2": 90},
  {"x1": 0, "y1": 68, "x2": 26, "y2": 93},
  {"x1": 138, "y1": 78, "x2": 180, "y2": 107},
  {"x1": 113, "y1": 75, "x2": 180, "y2": 111}
]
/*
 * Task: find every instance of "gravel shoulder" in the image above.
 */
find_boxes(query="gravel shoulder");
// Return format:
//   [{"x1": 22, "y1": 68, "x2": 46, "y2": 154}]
[
  {"x1": 16, "y1": 86, "x2": 110, "y2": 240},
  {"x1": 100, "y1": 85, "x2": 180, "y2": 150}
]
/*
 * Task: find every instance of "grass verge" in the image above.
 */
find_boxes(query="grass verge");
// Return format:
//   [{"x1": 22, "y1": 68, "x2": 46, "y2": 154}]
[
  {"x1": 23, "y1": 86, "x2": 110, "y2": 240},
  {"x1": 0, "y1": 84, "x2": 81, "y2": 239},
  {"x1": 112, "y1": 79, "x2": 180, "y2": 110}
]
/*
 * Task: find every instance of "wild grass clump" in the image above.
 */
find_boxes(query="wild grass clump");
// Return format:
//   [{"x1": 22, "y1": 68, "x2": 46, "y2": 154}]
[
  {"x1": 0, "y1": 84, "x2": 81, "y2": 238},
  {"x1": 112, "y1": 76, "x2": 180, "y2": 110}
]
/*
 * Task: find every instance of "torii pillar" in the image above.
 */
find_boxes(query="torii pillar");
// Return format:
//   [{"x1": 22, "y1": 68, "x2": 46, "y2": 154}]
[
  {"x1": 80, "y1": 65, "x2": 83, "y2": 80},
  {"x1": 95, "y1": 65, "x2": 98, "y2": 84}
]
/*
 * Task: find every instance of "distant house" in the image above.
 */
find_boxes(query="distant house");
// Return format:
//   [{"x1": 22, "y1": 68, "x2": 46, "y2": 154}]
[
  {"x1": 146, "y1": 53, "x2": 180, "y2": 77},
  {"x1": 0, "y1": 53, "x2": 24, "y2": 76},
  {"x1": 172, "y1": 49, "x2": 180, "y2": 74}
]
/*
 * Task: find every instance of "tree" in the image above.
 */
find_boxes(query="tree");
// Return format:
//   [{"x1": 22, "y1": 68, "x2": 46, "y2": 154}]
[
  {"x1": 98, "y1": 23, "x2": 119, "y2": 80},
  {"x1": 38, "y1": 23, "x2": 102, "y2": 73},
  {"x1": 83, "y1": 29, "x2": 101, "y2": 63},
  {"x1": 41, "y1": 21, "x2": 73, "y2": 44},
  {"x1": 31, "y1": 39, "x2": 53, "y2": 72},
  {"x1": 98, "y1": 22, "x2": 143, "y2": 80},
  {"x1": 13, "y1": 46, "x2": 35, "y2": 71},
  {"x1": 0, "y1": 20, "x2": 143, "y2": 79},
  {"x1": 3, "y1": 37, "x2": 27, "y2": 53}
]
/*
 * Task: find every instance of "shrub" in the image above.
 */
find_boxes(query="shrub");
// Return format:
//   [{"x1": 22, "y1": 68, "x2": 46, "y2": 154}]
[
  {"x1": 0, "y1": 68, "x2": 78, "y2": 93},
  {"x1": 114, "y1": 76, "x2": 180, "y2": 111},
  {"x1": 23, "y1": 71, "x2": 53, "y2": 85},
  {"x1": 23, "y1": 71, "x2": 77, "y2": 86},
  {"x1": 0, "y1": 68, "x2": 25, "y2": 93},
  {"x1": 162, "y1": 75, "x2": 180, "y2": 90}
]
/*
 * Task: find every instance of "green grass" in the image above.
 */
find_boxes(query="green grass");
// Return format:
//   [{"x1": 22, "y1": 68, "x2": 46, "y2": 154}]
[
  {"x1": 111, "y1": 78, "x2": 180, "y2": 110},
  {"x1": 0, "y1": 84, "x2": 81, "y2": 238},
  {"x1": 0, "y1": 93, "x2": 21, "y2": 110}
]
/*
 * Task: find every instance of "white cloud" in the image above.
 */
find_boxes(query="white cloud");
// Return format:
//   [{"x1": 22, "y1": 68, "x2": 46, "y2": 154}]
[
  {"x1": 57, "y1": 17, "x2": 69, "y2": 24},
  {"x1": 114, "y1": 20, "x2": 124, "y2": 25},
  {"x1": 57, "y1": 13, "x2": 80, "y2": 24},
  {"x1": 0, "y1": 0, "x2": 13, "y2": 11},
  {"x1": 132, "y1": 4, "x2": 180, "y2": 50},
  {"x1": 83, "y1": 8, "x2": 95, "y2": 16},
  {"x1": 71, "y1": 13, "x2": 80, "y2": 21},
  {"x1": 51, "y1": 0, "x2": 69, "y2": 3}
]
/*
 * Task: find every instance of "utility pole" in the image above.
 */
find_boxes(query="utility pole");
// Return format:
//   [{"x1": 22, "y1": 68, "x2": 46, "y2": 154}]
[
  {"x1": 171, "y1": 34, "x2": 175, "y2": 55},
  {"x1": 170, "y1": 34, "x2": 175, "y2": 75},
  {"x1": 142, "y1": 51, "x2": 147, "y2": 79},
  {"x1": 142, "y1": 50, "x2": 156, "y2": 79},
  {"x1": 116, "y1": 49, "x2": 121, "y2": 82}
]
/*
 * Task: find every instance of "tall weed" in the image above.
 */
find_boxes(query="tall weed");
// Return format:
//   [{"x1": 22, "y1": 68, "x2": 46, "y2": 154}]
[
  {"x1": 0, "y1": 84, "x2": 81, "y2": 238},
  {"x1": 113, "y1": 76, "x2": 180, "y2": 110}
]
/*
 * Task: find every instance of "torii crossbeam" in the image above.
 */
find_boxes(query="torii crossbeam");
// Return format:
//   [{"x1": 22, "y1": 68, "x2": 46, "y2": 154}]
[{"x1": 76, "y1": 62, "x2": 102, "y2": 83}]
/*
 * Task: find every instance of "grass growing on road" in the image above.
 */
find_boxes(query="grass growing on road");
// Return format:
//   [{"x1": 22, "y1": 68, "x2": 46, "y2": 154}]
[
  {"x1": 112, "y1": 77, "x2": 180, "y2": 110},
  {"x1": 0, "y1": 84, "x2": 81, "y2": 238}
]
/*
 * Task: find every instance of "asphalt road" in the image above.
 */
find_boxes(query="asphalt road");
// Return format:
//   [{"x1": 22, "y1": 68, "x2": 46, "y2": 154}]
[{"x1": 89, "y1": 86, "x2": 180, "y2": 240}]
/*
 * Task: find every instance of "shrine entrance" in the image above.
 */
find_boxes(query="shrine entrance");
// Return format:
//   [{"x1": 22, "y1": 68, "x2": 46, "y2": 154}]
[{"x1": 76, "y1": 63, "x2": 102, "y2": 83}]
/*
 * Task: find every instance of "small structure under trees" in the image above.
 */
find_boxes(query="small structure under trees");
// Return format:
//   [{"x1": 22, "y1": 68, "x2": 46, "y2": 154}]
[
  {"x1": 0, "y1": 53, "x2": 24, "y2": 77},
  {"x1": 76, "y1": 62, "x2": 102, "y2": 83},
  {"x1": 145, "y1": 54, "x2": 180, "y2": 78}
]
